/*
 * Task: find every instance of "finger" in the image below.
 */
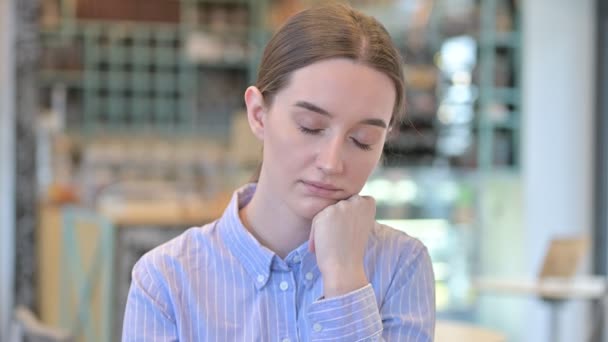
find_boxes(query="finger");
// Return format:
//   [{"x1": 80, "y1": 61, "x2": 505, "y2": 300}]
[
  {"x1": 346, "y1": 194, "x2": 360, "y2": 202},
  {"x1": 359, "y1": 196, "x2": 377, "y2": 217},
  {"x1": 360, "y1": 195, "x2": 376, "y2": 206},
  {"x1": 360, "y1": 195, "x2": 375, "y2": 202}
]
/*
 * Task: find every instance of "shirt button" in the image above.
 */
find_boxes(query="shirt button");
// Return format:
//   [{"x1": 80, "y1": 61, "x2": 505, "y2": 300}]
[
  {"x1": 257, "y1": 275, "x2": 265, "y2": 283},
  {"x1": 313, "y1": 323, "x2": 323, "y2": 332},
  {"x1": 305, "y1": 272, "x2": 314, "y2": 281},
  {"x1": 292, "y1": 255, "x2": 301, "y2": 263},
  {"x1": 279, "y1": 281, "x2": 289, "y2": 291},
  {"x1": 282, "y1": 339, "x2": 291, "y2": 342}
]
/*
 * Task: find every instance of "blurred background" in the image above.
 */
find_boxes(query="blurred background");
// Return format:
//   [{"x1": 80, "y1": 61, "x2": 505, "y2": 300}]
[{"x1": 0, "y1": 0, "x2": 606, "y2": 341}]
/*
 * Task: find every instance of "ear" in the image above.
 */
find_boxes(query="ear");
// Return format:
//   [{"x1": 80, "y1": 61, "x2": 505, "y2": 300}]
[{"x1": 244, "y1": 86, "x2": 267, "y2": 141}]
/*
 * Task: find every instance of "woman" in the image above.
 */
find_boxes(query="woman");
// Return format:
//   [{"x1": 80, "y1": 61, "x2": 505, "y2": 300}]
[{"x1": 123, "y1": 3, "x2": 435, "y2": 341}]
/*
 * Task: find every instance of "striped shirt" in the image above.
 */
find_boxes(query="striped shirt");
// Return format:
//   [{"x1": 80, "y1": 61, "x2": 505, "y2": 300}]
[{"x1": 122, "y1": 184, "x2": 435, "y2": 341}]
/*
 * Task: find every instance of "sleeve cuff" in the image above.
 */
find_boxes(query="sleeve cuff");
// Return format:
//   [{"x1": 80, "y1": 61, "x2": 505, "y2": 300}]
[{"x1": 307, "y1": 284, "x2": 382, "y2": 341}]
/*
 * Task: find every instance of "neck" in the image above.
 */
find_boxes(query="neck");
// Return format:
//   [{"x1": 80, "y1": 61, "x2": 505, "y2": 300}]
[{"x1": 239, "y1": 181, "x2": 311, "y2": 259}]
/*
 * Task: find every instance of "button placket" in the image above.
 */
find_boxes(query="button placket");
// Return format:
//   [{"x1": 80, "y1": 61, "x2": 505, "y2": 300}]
[
  {"x1": 275, "y1": 273, "x2": 298, "y2": 342},
  {"x1": 279, "y1": 281, "x2": 289, "y2": 291}
]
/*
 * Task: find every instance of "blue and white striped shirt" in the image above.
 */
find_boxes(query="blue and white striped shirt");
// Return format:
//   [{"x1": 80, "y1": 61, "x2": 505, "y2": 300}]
[{"x1": 122, "y1": 184, "x2": 435, "y2": 341}]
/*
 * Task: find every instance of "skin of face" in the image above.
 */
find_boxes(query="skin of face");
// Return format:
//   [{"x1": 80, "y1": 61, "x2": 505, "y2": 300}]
[{"x1": 246, "y1": 57, "x2": 396, "y2": 221}]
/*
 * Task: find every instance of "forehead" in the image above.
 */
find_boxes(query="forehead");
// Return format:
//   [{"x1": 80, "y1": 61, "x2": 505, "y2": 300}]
[{"x1": 274, "y1": 58, "x2": 396, "y2": 122}]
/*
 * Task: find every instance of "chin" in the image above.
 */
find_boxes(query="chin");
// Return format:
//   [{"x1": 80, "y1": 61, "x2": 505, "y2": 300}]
[{"x1": 292, "y1": 196, "x2": 337, "y2": 220}]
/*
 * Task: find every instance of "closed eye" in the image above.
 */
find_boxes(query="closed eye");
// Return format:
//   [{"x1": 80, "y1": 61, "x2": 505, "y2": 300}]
[
  {"x1": 351, "y1": 138, "x2": 372, "y2": 151},
  {"x1": 300, "y1": 126, "x2": 373, "y2": 151},
  {"x1": 298, "y1": 126, "x2": 323, "y2": 135}
]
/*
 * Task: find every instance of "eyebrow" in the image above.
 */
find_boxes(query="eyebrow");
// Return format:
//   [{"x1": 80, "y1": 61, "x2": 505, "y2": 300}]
[{"x1": 294, "y1": 101, "x2": 388, "y2": 129}]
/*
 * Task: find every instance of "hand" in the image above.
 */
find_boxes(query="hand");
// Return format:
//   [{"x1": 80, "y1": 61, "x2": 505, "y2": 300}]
[{"x1": 308, "y1": 195, "x2": 376, "y2": 298}]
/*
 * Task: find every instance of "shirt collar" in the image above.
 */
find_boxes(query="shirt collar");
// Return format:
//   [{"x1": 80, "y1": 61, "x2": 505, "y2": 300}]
[
  {"x1": 218, "y1": 183, "x2": 321, "y2": 290},
  {"x1": 218, "y1": 183, "x2": 276, "y2": 290},
  {"x1": 290, "y1": 241, "x2": 321, "y2": 289}
]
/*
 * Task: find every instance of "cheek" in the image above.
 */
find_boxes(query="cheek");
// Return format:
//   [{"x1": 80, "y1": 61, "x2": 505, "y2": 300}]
[
  {"x1": 265, "y1": 123, "x2": 313, "y2": 172},
  {"x1": 345, "y1": 151, "x2": 382, "y2": 189}
]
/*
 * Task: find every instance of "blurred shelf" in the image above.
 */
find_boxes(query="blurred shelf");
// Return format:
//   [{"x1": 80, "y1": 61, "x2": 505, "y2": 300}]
[
  {"x1": 40, "y1": 70, "x2": 83, "y2": 86},
  {"x1": 476, "y1": 114, "x2": 519, "y2": 131},
  {"x1": 180, "y1": 0, "x2": 251, "y2": 4},
  {"x1": 194, "y1": 60, "x2": 250, "y2": 69},
  {"x1": 490, "y1": 87, "x2": 521, "y2": 105},
  {"x1": 98, "y1": 194, "x2": 232, "y2": 226},
  {"x1": 479, "y1": 31, "x2": 520, "y2": 48},
  {"x1": 39, "y1": 0, "x2": 266, "y2": 135},
  {"x1": 192, "y1": 26, "x2": 250, "y2": 36}
]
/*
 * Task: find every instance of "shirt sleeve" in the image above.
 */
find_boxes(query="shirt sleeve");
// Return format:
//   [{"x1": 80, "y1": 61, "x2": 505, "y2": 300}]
[
  {"x1": 306, "y1": 246, "x2": 435, "y2": 342},
  {"x1": 307, "y1": 284, "x2": 383, "y2": 341},
  {"x1": 380, "y1": 246, "x2": 436, "y2": 341},
  {"x1": 122, "y1": 256, "x2": 178, "y2": 342}
]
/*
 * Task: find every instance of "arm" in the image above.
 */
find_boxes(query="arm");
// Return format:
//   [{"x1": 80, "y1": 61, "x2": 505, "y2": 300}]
[
  {"x1": 122, "y1": 257, "x2": 178, "y2": 342},
  {"x1": 380, "y1": 246, "x2": 435, "y2": 341},
  {"x1": 306, "y1": 246, "x2": 435, "y2": 342}
]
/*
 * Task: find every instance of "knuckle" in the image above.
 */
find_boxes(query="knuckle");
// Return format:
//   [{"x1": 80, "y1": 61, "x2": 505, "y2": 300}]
[{"x1": 361, "y1": 195, "x2": 375, "y2": 205}]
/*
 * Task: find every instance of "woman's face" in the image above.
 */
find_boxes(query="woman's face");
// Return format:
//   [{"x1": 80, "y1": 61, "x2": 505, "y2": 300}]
[{"x1": 246, "y1": 58, "x2": 396, "y2": 220}]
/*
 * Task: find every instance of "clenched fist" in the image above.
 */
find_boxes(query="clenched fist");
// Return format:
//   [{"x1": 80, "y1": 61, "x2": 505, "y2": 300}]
[{"x1": 308, "y1": 195, "x2": 376, "y2": 298}]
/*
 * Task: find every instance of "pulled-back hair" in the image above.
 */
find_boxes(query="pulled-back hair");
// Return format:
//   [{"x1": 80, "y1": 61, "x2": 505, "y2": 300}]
[{"x1": 255, "y1": 3, "x2": 406, "y2": 127}]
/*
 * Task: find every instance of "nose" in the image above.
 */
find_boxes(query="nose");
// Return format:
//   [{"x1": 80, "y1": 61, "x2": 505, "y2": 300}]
[{"x1": 316, "y1": 136, "x2": 344, "y2": 175}]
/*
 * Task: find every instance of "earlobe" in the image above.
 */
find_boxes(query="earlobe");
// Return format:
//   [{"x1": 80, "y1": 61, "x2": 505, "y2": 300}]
[{"x1": 244, "y1": 86, "x2": 266, "y2": 141}]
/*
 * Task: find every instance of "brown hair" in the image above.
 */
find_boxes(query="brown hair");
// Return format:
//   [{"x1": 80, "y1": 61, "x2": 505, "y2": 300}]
[
  {"x1": 256, "y1": 3, "x2": 406, "y2": 125},
  {"x1": 251, "y1": 3, "x2": 405, "y2": 182}
]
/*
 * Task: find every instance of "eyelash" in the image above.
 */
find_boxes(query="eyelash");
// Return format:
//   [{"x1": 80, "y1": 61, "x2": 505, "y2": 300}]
[
  {"x1": 298, "y1": 126, "x2": 373, "y2": 151},
  {"x1": 298, "y1": 126, "x2": 322, "y2": 135}
]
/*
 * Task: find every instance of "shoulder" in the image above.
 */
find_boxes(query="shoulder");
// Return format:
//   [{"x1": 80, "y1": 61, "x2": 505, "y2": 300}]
[
  {"x1": 131, "y1": 221, "x2": 219, "y2": 283},
  {"x1": 366, "y1": 221, "x2": 432, "y2": 278},
  {"x1": 369, "y1": 221, "x2": 428, "y2": 259}
]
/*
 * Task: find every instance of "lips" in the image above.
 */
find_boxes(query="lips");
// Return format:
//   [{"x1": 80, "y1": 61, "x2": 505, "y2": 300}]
[
  {"x1": 302, "y1": 180, "x2": 340, "y2": 191},
  {"x1": 300, "y1": 180, "x2": 342, "y2": 198}
]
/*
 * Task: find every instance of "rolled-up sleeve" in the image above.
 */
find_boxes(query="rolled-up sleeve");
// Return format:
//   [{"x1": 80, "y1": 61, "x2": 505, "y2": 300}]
[{"x1": 122, "y1": 256, "x2": 178, "y2": 342}]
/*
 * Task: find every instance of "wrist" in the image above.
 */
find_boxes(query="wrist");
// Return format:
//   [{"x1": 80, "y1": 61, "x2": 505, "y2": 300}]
[{"x1": 322, "y1": 267, "x2": 368, "y2": 298}]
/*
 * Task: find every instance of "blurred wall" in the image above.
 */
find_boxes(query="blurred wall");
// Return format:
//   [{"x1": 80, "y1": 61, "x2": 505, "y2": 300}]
[
  {"x1": 594, "y1": 3, "x2": 608, "y2": 341},
  {"x1": 0, "y1": 0, "x2": 16, "y2": 340},
  {"x1": 522, "y1": 0, "x2": 596, "y2": 341}
]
